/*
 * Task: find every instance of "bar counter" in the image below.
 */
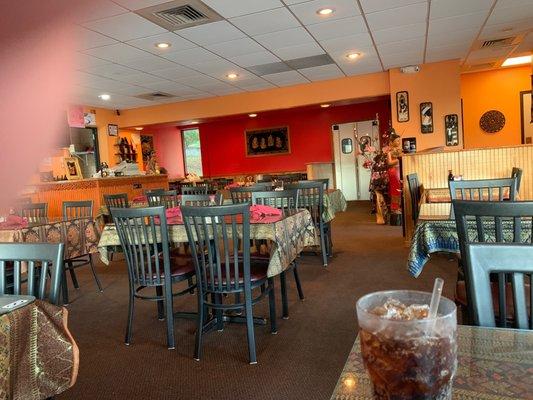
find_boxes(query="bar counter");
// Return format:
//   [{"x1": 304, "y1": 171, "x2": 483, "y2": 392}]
[{"x1": 27, "y1": 174, "x2": 169, "y2": 217}]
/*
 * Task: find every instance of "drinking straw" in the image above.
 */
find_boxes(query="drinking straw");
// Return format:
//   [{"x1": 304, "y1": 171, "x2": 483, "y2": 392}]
[{"x1": 428, "y1": 278, "x2": 444, "y2": 320}]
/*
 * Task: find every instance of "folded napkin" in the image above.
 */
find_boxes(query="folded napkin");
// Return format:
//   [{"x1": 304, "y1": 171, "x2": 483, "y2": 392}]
[
  {"x1": 165, "y1": 207, "x2": 182, "y2": 219},
  {"x1": 250, "y1": 205, "x2": 282, "y2": 221},
  {"x1": 0, "y1": 215, "x2": 28, "y2": 229},
  {"x1": 131, "y1": 195, "x2": 147, "y2": 203},
  {"x1": 224, "y1": 182, "x2": 241, "y2": 189}
]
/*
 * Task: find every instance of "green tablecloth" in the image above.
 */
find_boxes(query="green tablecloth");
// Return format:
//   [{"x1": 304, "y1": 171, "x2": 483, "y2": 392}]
[{"x1": 323, "y1": 189, "x2": 347, "y2": 223}]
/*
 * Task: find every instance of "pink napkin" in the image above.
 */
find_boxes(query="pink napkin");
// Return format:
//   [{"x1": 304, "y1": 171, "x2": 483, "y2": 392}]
[
  {"x1": 0, "y1": 215, "x2": 28, "y2": 229},
  {"x1": 250, "y1": 205, "x2": 282, "y2": 222},
  {"x1": 132, "y1": 195, "x2": 147, "y2": 203},
  {"x1": 224, "y1": 182, "x2": 241, "y2": 189},
  {"x1": 165, "y1": 207, "x2": 182, "y2": 219}
]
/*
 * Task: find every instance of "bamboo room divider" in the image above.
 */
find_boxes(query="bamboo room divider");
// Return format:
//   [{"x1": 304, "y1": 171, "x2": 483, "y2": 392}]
[{"x1": 402, "y1": 144, "x2": 533, "y2": 241}]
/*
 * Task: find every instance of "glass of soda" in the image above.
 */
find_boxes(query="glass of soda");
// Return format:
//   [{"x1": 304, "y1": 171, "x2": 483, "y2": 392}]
[{"x1": 356, "y1": 290, "x2": 457, "y2": 400}]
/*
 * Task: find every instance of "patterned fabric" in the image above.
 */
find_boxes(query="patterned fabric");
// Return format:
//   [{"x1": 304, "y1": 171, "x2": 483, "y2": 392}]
[
  {"x1": 324, "y1": 189, "x2": 347, "y2": 223},
  {"x1": 98, "y1": 210, "x2": 318, "y2": 278},
  {"x1": 0, "y1": 218, "x2": 100, "y2": 260},
  {"x1": 408, "y1": 218, "x2": 532, "y2": 278},
  {"x1": 424, "y1": 187, "x2": 512, "y2": 204},
  {"x1": 331, "y1": 325, "x2": 533, "y2": 400},
  {"x1": 0, "y1": 300, "x2": 78, "y2": 399}
]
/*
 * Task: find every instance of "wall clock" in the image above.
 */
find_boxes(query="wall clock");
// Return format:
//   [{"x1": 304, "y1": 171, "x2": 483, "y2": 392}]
[{"x1": 480, "y1": 110, "x2": 505, "y2": 133}]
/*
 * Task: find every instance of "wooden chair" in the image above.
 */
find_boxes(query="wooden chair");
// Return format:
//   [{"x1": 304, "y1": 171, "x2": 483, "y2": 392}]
[
  {"x1": 0, "y1": 243, "x2": 64, "y2": 305},
  {"x1": 511, "y1": 167, "x2": 523, "y2": 194},
  {"x1": 181, "y1": 185, "x2": 208, "y2": 195},
  {"x1": 406, "y1": 173, "x2": 421, "y2": 222},
  {"x1": 61, "y1": 201, "x2": 102, "y2": 304},
  {"x1": 251, "y1": 189, "x2": 304, "y2": 318},
  {"x1": 111, "y1": 206, "x2": 196, "y2": 349},
  {"x1": 147, "y1": 190, "x2": 179, "y2": 208},
  {"x1": 182, "y1": 203, "x2": 277, "y2": 364},
  {"x1": 454, "y1": 200, "x2": 533, "y2": 327},
  {"x1": 229, "y1": 186, "x2": 265, "y2": 204},
  {"x1": 17, "y1": 202, "x2": 48, "y2": 223},
  {"x1": 181, "y1": 193, "x2": 223, "y2": 206}
]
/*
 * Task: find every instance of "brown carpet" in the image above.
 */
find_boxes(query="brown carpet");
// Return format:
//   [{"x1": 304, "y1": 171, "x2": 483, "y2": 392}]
[{"x1": 57, "y1": 202, "x2": 457, "y2": 400}]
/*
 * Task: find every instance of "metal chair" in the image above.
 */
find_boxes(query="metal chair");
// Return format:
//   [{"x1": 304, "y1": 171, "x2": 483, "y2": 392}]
[
  {"x1": 286, "y1": 181, "x2": 329, "y2": 266},
  {"x1": 181, "y1": 193, "x2": 223, "y2": 206},
  {"x1": 103, "y1": 193, "x2": 129, "y2": 213},
  {"x1": 147, "y1": 190, "x2": 179, "y2": 208},
  {"x1": 181, "y1": 185, "x2": 208, "y2": 195},
  {"x1": 511, "y1": 167, "x2": 523, "y2": 194},
  {"x1": 111, "y1": 206, "x2": 196, "y2": 349},
  {"x1": 449, "y1": 178, "x2": 517, "y2": 202},
  {"x1": 229, "y1": 186, "x2": 265, "y2": 204},
  {"x1": 17, "y1": 202, "x2": 48, "y2": 223},
  {"x1": 454, "y1": 200, "x2": 533, "y2": 327},
  {"x1": 251, "y1": 189, "x2": 304, "y2": 318},
  {"x1": 309, "y1": 178, "x2": 329, "y2": 191},
  {"x1": 61, "y1": 201, "x2": 102, "y2": 303},
  {"x1": 0, "y1": 243, "x2": 64, "y2": 305},
  {"x1": 406, "y1": 173, "x2": 421, "y2": 222},
  {"x1": 181, "y1": 204, "x2": 277, "y2": 364}
]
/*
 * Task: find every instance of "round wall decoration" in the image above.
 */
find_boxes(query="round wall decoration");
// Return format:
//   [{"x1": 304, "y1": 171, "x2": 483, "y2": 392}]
[{"x1": 479, "y1": 110, "x2": 505, "y2": 133}]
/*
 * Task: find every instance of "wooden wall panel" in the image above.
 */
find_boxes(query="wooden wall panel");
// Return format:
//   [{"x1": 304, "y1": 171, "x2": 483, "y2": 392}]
[{"x1": 402, "y1": 145, "x2": 533, "y2": 241}]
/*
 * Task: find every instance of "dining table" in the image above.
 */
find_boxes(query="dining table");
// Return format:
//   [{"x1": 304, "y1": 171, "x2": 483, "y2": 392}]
[
  {"x1": 330, "y1": 324, "x2": 533, "y2": 399},
  {"x1": 98, "y1": 208, "x2": 318, "y2": 278},
  {"x1": 0, "y1": 297, "x2": 79, "y2": 399},
  {"x1": 323, "y1": 189, "x2": 347, "y2": 223}
]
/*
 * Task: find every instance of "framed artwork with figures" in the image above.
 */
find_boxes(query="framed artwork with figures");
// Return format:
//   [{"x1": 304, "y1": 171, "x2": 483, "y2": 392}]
[
  {"x1": 396, "y1": 91, "x2": 409, "y2": 122},
  {"x1": 63, "y1": 157, "x2": 82, "y2": 180},
  {"x1": 444, "y1": 114, "x2": 459, "y2": 146},
  {"x1": 420, "y1": 102, "x2": 433, "y2": 133},
  {"x1": 245, "y1": 126, "x2": 290, "y2": 157}
]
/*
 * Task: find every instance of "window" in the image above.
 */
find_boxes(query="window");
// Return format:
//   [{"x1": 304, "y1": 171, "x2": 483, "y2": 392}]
[
  {"x1": 341, "y1": 138, "x2": 353, "y2": 154},
  {"x1": 182, "y1": 128, "x2": 203, "y2": 176}
]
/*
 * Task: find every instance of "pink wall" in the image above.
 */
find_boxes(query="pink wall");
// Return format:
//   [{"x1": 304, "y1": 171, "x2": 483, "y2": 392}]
[{"x1": 150, "y1": 126, "x2": 185, "y2": 178}]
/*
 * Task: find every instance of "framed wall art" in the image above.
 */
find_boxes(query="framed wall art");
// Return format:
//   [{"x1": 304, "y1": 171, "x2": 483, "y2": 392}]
[
  {"x1": 396, "y1": 91, "x2": 409, "y2": 122},
  {"x1": 245, "y1": 126, "x2": 290, "y2": 157},
  {"x1": 444, "y1": 114, "x2": 459, "y2": 146},
  {"x1": 107, "y1": 124, "x2": 118, "y2": 136},
  {"x1": 401, "y1": 137, "x2": 417, "y2": 153},
  {"x1": 420, "y1": 102, "x2": 433, "y2": 133},
  {"x1": 63, "y1": 157, "x2": 83, "y2": 180}
]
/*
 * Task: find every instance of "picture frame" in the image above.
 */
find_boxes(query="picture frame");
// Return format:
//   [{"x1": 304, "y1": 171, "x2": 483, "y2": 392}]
[
  {"x1": 420, "y1": 102, "x2": 434, "y2": 133},
  {"x1": 401, "y1": 137, "x2": 417, "y2": 153},
  {"x1": 396, "y1": 91, "x2": 409, "y2": 122},
  {"x1": 444, "y1": 114, "x2": 459, "y2": 146},
  {"x1": 63, "y1": 157, "x2": 83, "y2": 180},
  {"x1": 107, "y1": 123, "x2": 118, "y2": 136},
  {"x1": 245, "y1": 126, "x2": 290, "y2": 157}
]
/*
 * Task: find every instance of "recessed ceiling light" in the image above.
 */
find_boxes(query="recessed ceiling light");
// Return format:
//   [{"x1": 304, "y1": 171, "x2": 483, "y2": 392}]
[
  {"x1": 227, "y1": 73, "x2": 238, "y2": 79},
  {"x1": 156, "y1": 42, "x2": 171, "y2": 49},
  {"x1": 320, "y1": 104, "x2": 330, "y2": 108},
  {"x1": 134, "y1": 127, "x2": 143, "y2": 131},
  {"x1": 346, "y1": 52, "x2": 360, "y2": 60},
  {"x1": 98, "y1": 94, "x2": 110, "y2": 101},
  {"x1": 317, "y1": 7, "x2": 334, "y2": 15},
  {"x1": 501, "y1": 54, "x2": 532, "y2": 67},
  {"x1": 249, "y1": 113, "x2": 257, "y2": 118}
]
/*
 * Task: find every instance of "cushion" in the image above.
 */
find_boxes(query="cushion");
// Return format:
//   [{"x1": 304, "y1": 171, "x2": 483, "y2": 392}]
[{"x1": 150, "y1": 253, "x2": 195, "y2": 279}]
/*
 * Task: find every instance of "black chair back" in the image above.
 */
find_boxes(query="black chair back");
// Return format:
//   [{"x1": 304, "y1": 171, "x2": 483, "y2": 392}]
[
  {"x1": 454, "y1": 200, "x2": 533, "y2": 329},
  {"x1": 251, "y1": 189, "x2": 298, "y2": 215},
  {"x1": 308, "y1": 178, "x2": 329, "y2": 190},
  {"x1": 229, "y1": 186, "x2": 265, "y2": 204},
  {"x1": 18, "y1": 203, "x2": 48, "y2": 223},
  {"x1": 181, "y1": 193, "x2": 223, "y2": 206},
  {"x1": 511, "y1": 167, "x2": 523, "y2": 193},
  {"x1": 285, "y1": 181, "x2": 324, "y2": 225},
  {"x1": 449, "y1": 178, "x2": 517, "y2": 202},
  {"x1": 0, "y1": 243, "x2": 64, "y2": 305},
  {"x1": 104, "y1": 193, "x2": 129, "y2": 213},
  {"x1": 147, "y1": 190, "x2": 179, "y2": 208},
  {"x1": 181, "y1": 185, "x2": 208, "y2": 195},
  {"x1": 406, "y1": 173, "x2": 421, "y2": 222},
  {"x1": 62, "y1": 200, "x2": 93, "y2": 219}
]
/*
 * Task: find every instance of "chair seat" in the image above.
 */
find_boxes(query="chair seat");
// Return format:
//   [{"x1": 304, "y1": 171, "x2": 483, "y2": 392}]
[
  {"x1": 207, "y1": 261, "x2": 268, "y2": 285},
  {"x1": 150, "y1": 253, "x2": 195, "y2": 279}
]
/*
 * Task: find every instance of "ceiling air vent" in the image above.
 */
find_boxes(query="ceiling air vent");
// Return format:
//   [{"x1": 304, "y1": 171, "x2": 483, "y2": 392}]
[
  {"x1": 135, "y1": 92, "x2": 177, "y2": 101},
  {"x1": 480, "y1": 37, "x2": 516, "y2": 48},
  {"x1": 136, "y1": 0, "x2": 222, "y2": 31}
]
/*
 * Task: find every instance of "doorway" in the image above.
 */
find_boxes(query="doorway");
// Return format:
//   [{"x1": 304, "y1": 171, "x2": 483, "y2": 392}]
[{"x1": 332, "y1": 119, "x2": 380, "y2": 201}]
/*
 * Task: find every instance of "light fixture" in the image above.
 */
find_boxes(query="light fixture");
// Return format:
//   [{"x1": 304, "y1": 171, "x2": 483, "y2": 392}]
[
  {"x1": 317, "y1": 7, "x2": 334, "y2": 15},
  {"x1": 320, "y1": 104, "x2": 330, "y2": 108},
  {"x1": 98, "y1": 94, "x2": 110, "y2": 101},
  {"x1": 501, "y1": 55, "x2": 532, "y2": 67},
  {"x1": 249, "y1": 113, "x2": 257, "y2": 118},
  {"x1": 346, "y1": 52, "x2": 360, "y2": 60},
  {"x1": 156, "y1": 42, "x2": 171, "y2": 49},
  {"x1": 134, "y1": 127, "x2": 143, "y2": 131},
  {"x1": 227, "y1": 73, "x2": 238, "y2": 79},
  {"x1": 189, "y1": 121, "x2": 199, "y2": 125}
]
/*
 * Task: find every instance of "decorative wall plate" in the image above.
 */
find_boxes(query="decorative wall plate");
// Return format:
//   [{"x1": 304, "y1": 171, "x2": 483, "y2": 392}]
[{"x1": 480, "y1": 110, "x2": 505, "y2": 133}]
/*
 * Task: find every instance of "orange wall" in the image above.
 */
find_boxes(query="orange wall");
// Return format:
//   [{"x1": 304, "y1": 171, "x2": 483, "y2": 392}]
[
  {"x1": 389, "y1": 59, "x2": 463, "y2": 151},
  {"x1": 461, "y1": 65, "x2": 531, "y2": 149}
]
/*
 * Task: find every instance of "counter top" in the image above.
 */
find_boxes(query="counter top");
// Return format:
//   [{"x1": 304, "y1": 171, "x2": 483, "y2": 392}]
[{"x1": 29, "y1": 174, "x2": 167, "y2": 186}]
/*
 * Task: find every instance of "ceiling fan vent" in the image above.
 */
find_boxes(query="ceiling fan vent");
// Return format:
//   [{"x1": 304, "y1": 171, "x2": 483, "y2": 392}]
[
  {"x1": 480, "y1": 37, "x2": 516, "y2": 48},
  {"x1": 136, "y1": 0, "x2": 222, "y2": 31},
  {"x1": 135, "y1": 92, "x2": 176, "y2": 101}
]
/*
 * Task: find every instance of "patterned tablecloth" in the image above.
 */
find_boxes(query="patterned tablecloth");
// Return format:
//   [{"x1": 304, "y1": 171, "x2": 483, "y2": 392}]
[
  {"x1": 0, "y1": 217, "x2": 100, "y2": 260},
  {"x1": 323, "y1": 189, "x2": 347, "y2": 223},
  {"x1": 0, "y1": 299, "x2": 79, "y2": 399},
  {"x1": 331, "y1": 325, "x2": 533, "y2": 400},
  {"x1": 98, "y1": 209, "x2": 318, "y2": 278}
]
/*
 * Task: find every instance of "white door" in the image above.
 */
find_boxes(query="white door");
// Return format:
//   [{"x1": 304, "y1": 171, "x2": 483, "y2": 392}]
[{"x1": 355, "y1": 120, "x2": 376, "y2": 201}]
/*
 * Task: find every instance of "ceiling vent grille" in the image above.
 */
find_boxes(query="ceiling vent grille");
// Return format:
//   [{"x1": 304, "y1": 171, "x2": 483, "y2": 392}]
[
  {"x1": 135, "y1": 92, "x2": 176, "y2": 101},
  {"x1": 480, "y1": 37, "x2": 516, "y2": 48},
  {"x1": 136, "y1": 0, "x2": 222, "y2": 31}
]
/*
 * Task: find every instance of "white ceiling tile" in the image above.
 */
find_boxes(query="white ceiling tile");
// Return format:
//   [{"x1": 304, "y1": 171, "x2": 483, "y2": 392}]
[
  {"x1": 81, "y1": 63, "x2": 139, "y2": 79},
  {"x1": 119, "y1": 55, "x2": 178, "y2": 72},
  {"x1": 430, "y1": 0, "x2": 493, "y2": 19},
  {"x1": 241, "y1": 82, "x2": 277, "y2": 91},
  {"x1": 150, "y1": 66, "x2": 203, "y2": 80},
  {"x1": 284, "y1": 0, "x2": 314, "y2": 4},
  {"x1": 298, "y1": 64, "x2": 344, "y2": 80},
  {"x1": 263, "y1": 70, "x2": 309, "y2": 85},
  {"x1": 427, "y1": 28, "x2": 478, "y2": 47},
  {"x1": 112, "y1": 0, "x2": 171, "y2": 10},
  {"x1": 140, "y1": 80, "x2": 197, "y2": 94},
  {"x1": 365, "y1": 2, "x2": 428, "y2": 31},
  {"x1": 229, "y1": 51, "x2": 281, "y2": 67},
  {"x1": 75, "y1": 72, "x2": 135, "y2": 91},
  {"x1": 320, "y1": 32, "x2": 373, "y2": 53},
  {"x1": 162, "y1": 47, "x2": 220, "y2": 65},
  {"x1": 328, "y1": 47, "x2": 379, "y2": 65},
  {"x1": 172, "y1": 74, "x2": 225, "y2": 88},
  {"x1": 467, "y1": 46, "x2": 514, "y2": 61},
  {"x1": 426, "y1": 42, "x2": 471, "y2": 54},
  {"x1": 75, "y1": 27, "x2": 118, "y2": 50},
  {"x1": 306, "y1": 16, "x2": 367, "y2": 41},
  {"x1": 75, "y1": 53, "x2": 113, "y2": 69},
  {"x1": 230, "y1": 8, "x2": 300, "y2": 36},
  {"x1": 188, "y1": 59, "x2": 240, "y2": 76},
  {"x1": 114, "y1": 72, "x2": 166, "y2": 85},
  {"x1": 208, "y1": 86, "x2": 244, "y2": 95},
  {"x1": 201, "y1": 0, "x2": 284, "y2": 18},
  {"x1": 377, "y1": 36, "x2": 425, "y2": 56},
  {"x1": 381, "y1": 51, "x2": 423, "y2": 69},
  {"x1": 429, "y1": 12, "x2": 487, "y2": 35},
  {"x1": 488, "y1": 4, "x2": 533, "y2": 25},
  {"x1": 126, "y1": 32, "x2": 196, "y2": 54},
  {"x1": 82, "y1": 12, "x2": 167, "y2": 41},
  {"x1": 74, "y1": 1, "x2": 128, "y2": 23},
  {"x1": 271, "y1": 42, "x2": 325, "y2": 60},
  {"x1": 83, "y1": 43, "x2": 150, "y2": 63},
  {"x1": 111, "y1": 84, "x2": 158, "y2": 96},
  {"x1": 340, "y1": 59, "x2": 383, "y2": 76},
  {"x1": 479, "y1": 19, "x2": 532, "y2": 39},
  {"x1": 360, "y1": 0, "x2": 426, "y2": 14},
  {"x1": 425, "y1": 53, "x2": 464, "y2": 63},
  {"x1": 289, "y1": 0, "x2": 361, "y2": 25},
  {"x1": 177, "y1": 21, "x2": 245, "y2": 45},
  {"x1": 514, "y1": 32, "x2": 533, "y2": 53},
  {"x1": 206, "y1": 38, "x2": 264, "y2": 58},
  {"x1": 254, "y1": 27, "x2": 315, "y2": 50},
  {"x1": 372, "y1": 22, "x2": 426, "y2": 44}
]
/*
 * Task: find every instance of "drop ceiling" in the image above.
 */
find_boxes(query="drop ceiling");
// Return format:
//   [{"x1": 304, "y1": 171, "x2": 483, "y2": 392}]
[{"x1": 73, "y1": 0, "x2": 533, "y2": 110}]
